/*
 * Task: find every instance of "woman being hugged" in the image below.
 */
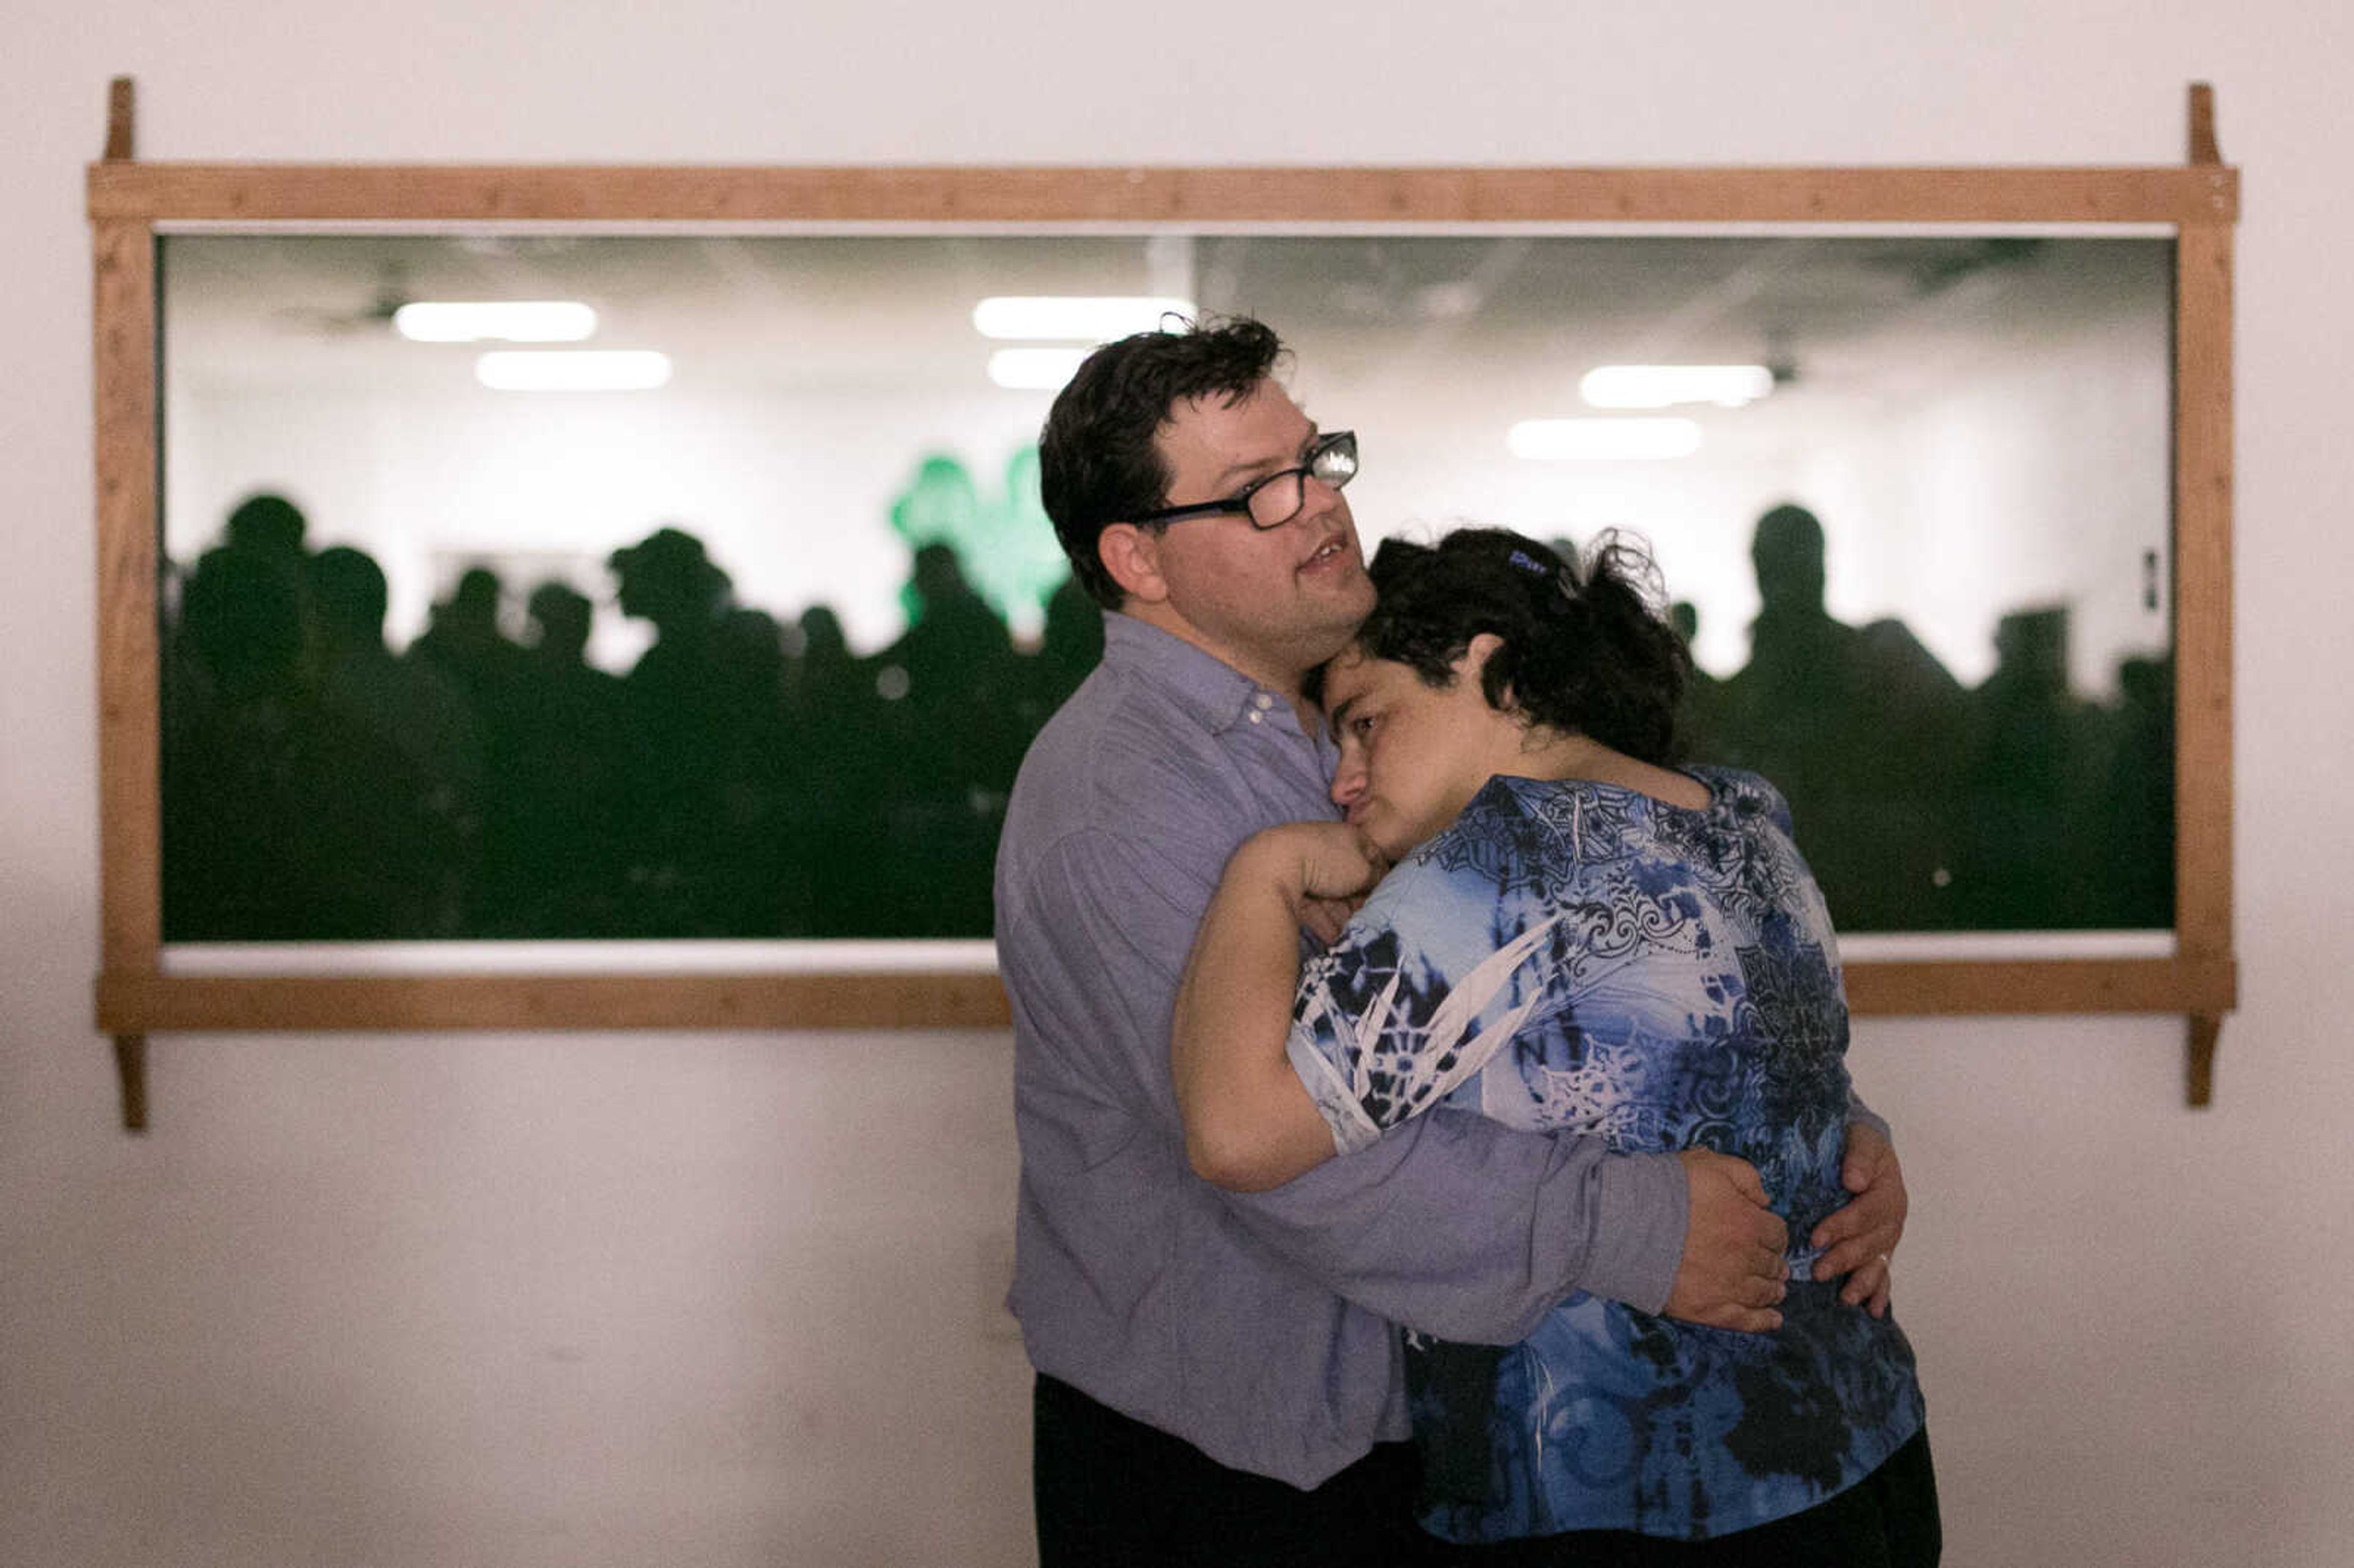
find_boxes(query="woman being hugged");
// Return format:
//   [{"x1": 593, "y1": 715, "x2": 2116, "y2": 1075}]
[{"x1": 1173, "y1": 527, "x2": 1937, "y2": 1564}]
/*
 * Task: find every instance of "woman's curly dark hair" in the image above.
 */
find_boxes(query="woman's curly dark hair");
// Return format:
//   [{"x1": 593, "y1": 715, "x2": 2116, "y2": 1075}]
[{"x1": 1314, "y1": 527, "x2": 1692, "y2": 766}]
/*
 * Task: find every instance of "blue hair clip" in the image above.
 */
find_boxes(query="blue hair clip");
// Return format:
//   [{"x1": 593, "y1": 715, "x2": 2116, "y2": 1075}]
[{"x1": 1507, "y1": 545, "x2": 1576, "y2": 606}]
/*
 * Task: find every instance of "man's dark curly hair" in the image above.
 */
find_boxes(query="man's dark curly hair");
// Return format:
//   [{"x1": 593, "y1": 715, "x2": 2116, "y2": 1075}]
[
  {"x1": 1037, "y1": 316, "x2": 1286, "y2": 609},
  {"x1": 1308, "y1": 527, "x2": 1693, "y2": 766}
]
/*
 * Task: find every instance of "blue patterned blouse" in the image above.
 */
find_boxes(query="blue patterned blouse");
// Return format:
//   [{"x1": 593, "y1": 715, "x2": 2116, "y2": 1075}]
[{"x1": 1285, "y1": 767, "x2": 1925, "y2": 1543}]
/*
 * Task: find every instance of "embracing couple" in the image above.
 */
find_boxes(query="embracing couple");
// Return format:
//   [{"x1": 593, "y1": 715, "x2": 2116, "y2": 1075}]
[{"x1": 994, "y1": 318, "x2": 1938, "y2": 1566}]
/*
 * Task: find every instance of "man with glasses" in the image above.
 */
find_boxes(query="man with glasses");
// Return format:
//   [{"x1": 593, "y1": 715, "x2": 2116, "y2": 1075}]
[{"x1": 994, "y1": 316, "x2": 1908, "y2": 1564}]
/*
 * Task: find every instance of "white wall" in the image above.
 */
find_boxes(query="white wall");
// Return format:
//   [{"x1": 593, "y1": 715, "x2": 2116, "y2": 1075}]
[{"x1": 6, "y1": 5, "x2": 2352, "y2": 1566}]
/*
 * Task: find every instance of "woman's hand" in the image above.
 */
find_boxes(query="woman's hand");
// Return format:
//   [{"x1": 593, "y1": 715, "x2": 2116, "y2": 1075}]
[{"x1": 1247, "y1": 822, "x2": 1389, "y2": 944}]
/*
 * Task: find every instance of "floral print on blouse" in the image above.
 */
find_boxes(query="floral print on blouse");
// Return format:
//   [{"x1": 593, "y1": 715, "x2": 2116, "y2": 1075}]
[{"x1": 1286, "y1": 768, "x2": 1925, "y2": 1542}]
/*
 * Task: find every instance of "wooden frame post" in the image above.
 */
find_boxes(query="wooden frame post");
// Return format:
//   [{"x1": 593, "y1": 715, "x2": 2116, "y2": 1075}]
[{"x1": 97, "y1": 75, "x2": 154, "y2": 1132}]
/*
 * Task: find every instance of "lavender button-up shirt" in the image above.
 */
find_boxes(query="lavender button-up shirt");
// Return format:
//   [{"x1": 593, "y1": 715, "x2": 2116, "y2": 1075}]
[{"x1": 994, "y1": 614, "x2": 1688, "y2": 1489}]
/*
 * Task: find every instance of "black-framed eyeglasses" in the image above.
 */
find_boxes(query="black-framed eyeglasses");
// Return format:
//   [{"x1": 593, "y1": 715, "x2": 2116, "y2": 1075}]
[{"x1": 1132, "y1": 430, "x2": 1358, "y2": 531}]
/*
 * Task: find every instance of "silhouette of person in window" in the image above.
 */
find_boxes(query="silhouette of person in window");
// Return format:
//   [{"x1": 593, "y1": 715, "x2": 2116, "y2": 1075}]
[
  {"x1": 1711, "y1": 503, "x2": 1967, "y2": 930},
  {"x1": 606, "y1": 525, "x2": 783, "y2": 935},
  {"x1": 221, "y1": 490, "x2": 309, "y2": 561},
  {"x1": 303, "y1": 544, "x2": 482, "y2": 936},
  {"x1": 474, "y1": 581, "x2": 633, "y2": 934},
  {"x1": 1955, "y1": 606, "x2": 2109, "y2": 928},
  {"x1": 164, "y1": 536, "x2": 316, "y2": 938},
  {"x1": 1026, "y1": 573, "x2": 1105, "y2": 727},
  {"x1": 410, "y1": 565, "x2": 527, "y2": 728},
  {"x1": 2097, "y1": 653, "x2": 2174, "y2": 929},
  {"x1": 862, "y1": 541, "x2": 1023, "y2": 936}
]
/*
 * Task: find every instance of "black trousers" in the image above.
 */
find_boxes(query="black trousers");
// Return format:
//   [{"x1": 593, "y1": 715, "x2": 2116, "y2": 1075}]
[
  {"x1": 1446, "y1": 1426, "x2": 1943, "y2": 1568},
  {"x1": 1032, "y1": 1374, "x2": 1449, "y2": 1568}
]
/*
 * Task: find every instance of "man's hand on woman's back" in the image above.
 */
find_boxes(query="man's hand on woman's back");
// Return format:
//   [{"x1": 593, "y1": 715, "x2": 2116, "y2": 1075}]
[
  {"x1": 1809, "y1": 1120, "x2": 1906, "y2": 1317},
  {"x1": 1662, "y1": 1149, "x2": 1789, "y2": 1333}
]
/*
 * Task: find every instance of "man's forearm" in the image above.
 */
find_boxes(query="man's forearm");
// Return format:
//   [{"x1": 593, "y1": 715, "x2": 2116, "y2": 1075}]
[{"x1": 1225, "y1": 1112, "x2": 1688, "y2": 1344}]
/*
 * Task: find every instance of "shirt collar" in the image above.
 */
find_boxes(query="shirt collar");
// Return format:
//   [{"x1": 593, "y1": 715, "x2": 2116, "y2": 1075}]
[{"x1": 1100, "y1": 612, "x2": 1328, "y2": 747}]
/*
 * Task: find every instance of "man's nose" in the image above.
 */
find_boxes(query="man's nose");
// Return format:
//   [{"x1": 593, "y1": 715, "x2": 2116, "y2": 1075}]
[
  {"x1": 1293, "y1": 472, "x2": 1346, "y2": 525},
  {"x1": 1330, "y1": 758, "x2": 1365, "y2": 808}
]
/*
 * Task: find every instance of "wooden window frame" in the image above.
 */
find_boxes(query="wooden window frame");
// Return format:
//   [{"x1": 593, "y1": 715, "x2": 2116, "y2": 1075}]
[{"x1": 87, "y1": 81, "x2": 2238, "y2": 1124}]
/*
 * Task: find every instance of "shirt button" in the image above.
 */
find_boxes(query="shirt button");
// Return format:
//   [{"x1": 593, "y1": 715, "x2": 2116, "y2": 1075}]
[
  {"x1": 1247, "y1": 710, "x2": 1264, "y2": 724},
  {"x1": 1253, "y1": 693, "x2": 1275, "y2": 710}
]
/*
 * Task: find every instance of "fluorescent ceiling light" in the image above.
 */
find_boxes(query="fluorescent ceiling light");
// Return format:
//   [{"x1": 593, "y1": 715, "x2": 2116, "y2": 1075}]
[
  {"x1": 988, "y1": 347, "x2": 1091, "y2": 391},
  {"x1": 394, "y1": 301, "x2": 598, "y2": 343},
  {"x1": 475, "y1": 350, "x2": 672, "y2": 392},
  {"x1": 1509, "y1": 418, "x2": 1704, "y2": 461},
  {"x1": 972, "y1": 295, "x2": 1197, "y2": 341},
  {"x1": 1579, "y1": 364, "x2": 1774, "y2": 409}
]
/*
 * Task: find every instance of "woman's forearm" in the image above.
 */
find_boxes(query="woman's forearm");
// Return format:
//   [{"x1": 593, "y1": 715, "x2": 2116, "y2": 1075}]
[{"x1": 1171, "y1": 831, "x2": 1343, "y2": 1192}]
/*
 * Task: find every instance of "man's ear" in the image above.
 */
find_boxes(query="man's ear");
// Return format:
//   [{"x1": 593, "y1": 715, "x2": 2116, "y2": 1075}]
[{"x1": 1097, "y1": 523, "x2": 1169, "y2": 606}]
